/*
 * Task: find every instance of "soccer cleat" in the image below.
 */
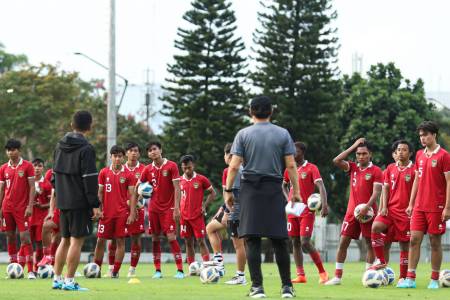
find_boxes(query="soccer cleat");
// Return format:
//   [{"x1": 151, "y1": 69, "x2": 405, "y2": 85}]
[
  {"x1": 28, "y1": 272, "x2": 37, "y2": 280},
  {"x1": 225, "y1": 274, "x2": 247, "y2": 285},
  {"x1": 291, "y1": 275, "x2": 307, "y2": 283},
  {"x1": 319, "y1": 272, "x2": 329, "y2": 284},
  {"x1": 248, "y1": 286, "x2": 266, "y2": 298},
  {"x1": 52, "y1": 279, "x2": 63, "y2": 289},
  {"x1": 369, "y1": 263, "x2": 387, "y2": 271},
  {"x1": 62, "y1": 282, "x2": 89, "y2": 291},
  {"x1": 281, "y1": 285, "x2": 295, "y2": 298},
  {"x1": 127, "y1": 268, "x2": 136, "y2": 278},
  {"x1": 37, "y1": 256, "x2": 52, "y2": 267},
  {"x1": 396, "y1": 278, "x2": 416, "y2": 288},
  {"x1": 111, "y1": 272, "x2": 119, "y2": 279},
  {"x1": 324, "y1": 277, "x2": 341, "y2": 285},
  {"x1": 152, "y1": 271, "x2": 162, "y2": 279},
  {"x1": 427, "y1": 280, "x2": 439, "y2": 289},
  {"x1": 174, "y1": 270, "x2": 185, "y2": 279}
]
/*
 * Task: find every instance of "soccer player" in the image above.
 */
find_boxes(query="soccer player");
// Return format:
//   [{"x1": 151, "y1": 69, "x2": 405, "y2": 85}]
[
  {"x1": 29, "y1": 158, "x2": 52, "y2": 272},
  {"x1": 137, "y1": 141, "x2": 184, "y2": 279},
  {"x1": 205, "y1": 204, "x2": 228, "y2": 263},
  {"x1": 370, "y1": 140, "x2": 414, "y2": 283},
  {"x1": 93, "y1": 146, "x2": 136, "y2": 278},
  {"x1": 0, "y1": 139, "x2": 36, "y2": 279},
  {"x1": 325, "y1": 138, "x2": 382, "y2": 285},
  {"x1": 179, "y1": 155, "x2": 216, "y2": 265},
  {"x1": 398, "y1": 121, "x2": 450, "y2": 289},
  {"x1": 283, "y1": 141, "x2": 329, "y2": 284}
]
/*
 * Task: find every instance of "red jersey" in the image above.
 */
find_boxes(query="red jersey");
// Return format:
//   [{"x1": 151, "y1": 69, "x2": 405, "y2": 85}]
[
  {"x1": 140, "y1": 159, "x2": 180, "y2": 213},
  {"x1": 180, "y1": 172, "x2": 212, "y2": 220},
  {"x1": 222, "y1": 168, "x2": 228, "y2": 187},
  {"x1": 414, "y1": 146, "x2": 450, "y2": 212},
  {"x1": 384, "y1": 161, "x2": 415, "y2": 216},
  {"x1": 346, "y1": 161, "x2": 383, "y2": 215},
  {"x1": 30, "y1": 176, "x2": 52, "y2": 225},
  {"x1": 44, "y1": 169, "x2": 53, "y2": 183},
  {"x1": 0, "y1": 158, "x2": 35, "y2": 213},
  {"x1": 98, "y1": 166, "x2": 134, "y2": 217},
  {"x1": 124, "y1": 161, "x2": 145, "y2": 185}
]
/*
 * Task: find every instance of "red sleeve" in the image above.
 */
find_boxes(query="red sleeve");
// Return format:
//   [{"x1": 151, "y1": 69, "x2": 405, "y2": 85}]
[
  {"x1": 140, "y1": 166, "x2": 150, "y2": 183},
  {"x1": 0, "y1": 165, "x2": 4, "y2": 182},
  {"x1": 222, "y1": 168, "x2": 228, "y2": 186},
  {"x1": 202, "y1": 176, "x2": 212, "y2": 190},
  {"x1": 170, "y1": 162, "x2": 180, "y2": 180},
  {"x1": 44, "y1": 181, "x2": 52, "y2": 197},
  {"x1": 383, "y1": 166, "x2": 391, "y2": 184},
  {"x1": 283, "y1": 169, "x2": 289, "y2": 183},
  {"x1": 44, "y1": 169, "x2": 53, "y2": 182},
  {"x1": 26, "y1": 162, "x2": 35, "y2": 178},
  {"x1": 374, "y1": 167, "x2": 383, "y2": 184},
  {"x1": 414, "y1": 151, "x2": 420, "y2": 169},
  {"x1": 347, "y1": 160, "x2": 357, "y2": 173},
  {"x1": 98, "y1": 169, "x2": 105, "y2": 185},
  {"x1": 442, "y1": 151, "x2": 450, "y2": 174},
  {"x1": 311, "y1": 165, "x2": 322, "y2": 182}
]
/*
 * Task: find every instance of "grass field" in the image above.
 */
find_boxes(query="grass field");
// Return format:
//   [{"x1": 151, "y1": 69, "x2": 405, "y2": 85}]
[{"x1": 1, "y1": 262, "x2": 449, "y2": 300}]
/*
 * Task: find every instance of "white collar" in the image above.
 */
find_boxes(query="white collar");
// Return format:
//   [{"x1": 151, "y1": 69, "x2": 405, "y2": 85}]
[
  {"x1": 8, "y1": 158, "x2": 23, "y2": 168},
  {"x1": 36, "y1": 176, "x2": 44, "y2": 183},
  {"x1": 152, "y1": 158, "x2": 168, "y2": 169},
  {"x1": 424, "y1": 144, "x2": 440, "y2": 155},
  {"x1": 357, "y1": 161, "x2": 373, "y2": 171},
  {"x1": 125, "y1": 161, "x2": 140, "y2": 171},
  {"x1": 109, "y1": 165, "x2": 125, "y2": 173},
  {"x1": 183, "y1": 172, "x2": 197, "y2": 181},
  {"x1": 297, "y1": 160, "x2": 308, "y2": 171},
  {"x1": 396, "y1": 160, "x2": 413, "y2": 168}
]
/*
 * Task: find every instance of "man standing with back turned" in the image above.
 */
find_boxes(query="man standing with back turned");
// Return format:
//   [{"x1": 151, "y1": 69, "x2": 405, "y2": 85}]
[
  {"x1": 225, "y1": 95, "x2": 301, "y2": 299},
  {"x1": 52, "y1": 111, "x2": 101, "y2": 291}
]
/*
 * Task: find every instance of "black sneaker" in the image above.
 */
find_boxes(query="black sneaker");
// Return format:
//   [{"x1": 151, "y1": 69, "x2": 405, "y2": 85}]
[
  {"x1": 281, "y1": 285, "x2": 295, "y2": 298},
  {"x1": 248, "y1": 286, "x2": 266, "y2": 298},
  {"x1": 111, "y1": 272, "x2": 119, "y2": 279}
]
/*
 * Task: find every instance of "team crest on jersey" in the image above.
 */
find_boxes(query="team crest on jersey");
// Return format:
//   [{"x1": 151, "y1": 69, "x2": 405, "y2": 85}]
[
  {"x1": 193, "y1": 182, "x2": 199, "y2": 189},
  {"x1": 162, "y1": 170, "x2": 168, "y2": 177},
  {"x1": 432, "y1": 159, "x2": 438, "y2": 167},
  {"x1": 365, "y1": 173, "x2": 372, "y2": 180},
  {"x1": 18, "y1": 170, "x2": 24, "y2": 177},
  {"x1": 301, "y1": 172, "x2": 307, "y2": 179},
  {"x1": 405, "y1": 174, "x2": 411, "y2": 182},
  {"x1": 120, "y1": 177, "x2": 126, "y2": 184},
  {"x1": 135, "y1": 173, "x2": 141, "y2": 179}
]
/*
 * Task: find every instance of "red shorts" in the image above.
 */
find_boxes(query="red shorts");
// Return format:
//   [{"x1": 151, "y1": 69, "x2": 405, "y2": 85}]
[
  {"x1": 52, "y1": 209, "x2": 60, "y2": 234},
  {"x1": 1, "y1": 210, "x2": 29, "y2": 232},
  {"x1": 97, "y1": 214, "x2": 129, "y2": 239},
  {"x1": 180, "y1": 216, "x2": 206, "y2": 238},
  {"x1": 410, "y1": 210, "x2": 446, "y2": 235},
  {"x1": 30, "y1": 224, "x2": 43, "y2": 242},
  {"x1": 374, "y1": 213, "x2": 410, "y2": 242},
  {"x1": 127, "y1": 208, "x2": 145, "y2": 236},
  {"x1": 287, "y1": 211, "x2": 315, "y2": 237},
  {"x1": 341, "y1": 213, "x2": 373, "y2": 239},
  {"x1": 149, "y1": 210, "x2": 176, "y2": 235}
]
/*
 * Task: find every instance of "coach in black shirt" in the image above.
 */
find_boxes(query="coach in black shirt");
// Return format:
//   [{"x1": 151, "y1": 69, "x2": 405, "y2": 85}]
[{"x1": 225, "y1": 96, "x2": 301, "y2": 298}]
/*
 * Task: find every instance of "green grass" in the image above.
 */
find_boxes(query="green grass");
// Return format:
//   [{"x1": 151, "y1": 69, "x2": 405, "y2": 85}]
[{"x1": 1, "y1": 262, "x2": 449, "y2": 300}]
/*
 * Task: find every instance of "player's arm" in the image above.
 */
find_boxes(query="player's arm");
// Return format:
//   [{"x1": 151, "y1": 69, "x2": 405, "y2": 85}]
[
  {"x1": 406, "y1": 171, "x2": 419, "y2": 217},
  {"x1": 333, "y1": 137, "x2": 366, "y2": 172},
  {"x1": 127, "y1": 185, "x2": 137, "y2": 224},
  {"x1": 285, "y1": 155, "x2": 301, "y2": 202},
  {"x1": 380, "y1": 183, "x2": 389, "y2": 216},
  {"x1": 173, "y1": 178, "x2": 181, "y2": 221},
  {"x1": 443, "y1": 172, "x2": 450, "y2": 221},
  {"x1": 315, "y1": 179, "x2": 328, "y2": 217},
  {"x1": 98, "y1": 184, "x2": 104, "y2": 212},
  {"x1": 225, "y1": 155, "x2": 243, "y2": 208},
  {"x1": 203, "y1": 186, "x2": 216, "y2": 214},
  {"x1": 45, "y1": 189, "x2": 56, "y2": 221},
  {"x1": 357, "y1": 182, "x2": 382, "y2": 219},
  {"x1": 25, "y1": 176, "x2": 36, "y2": 217},
  {"x1": 282, "y1": 179, "x2": 290, "y2": 200}
]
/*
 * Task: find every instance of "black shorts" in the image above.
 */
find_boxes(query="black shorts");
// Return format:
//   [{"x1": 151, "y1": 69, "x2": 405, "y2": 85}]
[
  {"x1": 228, "y1": 220, "x2": 240, "y2": 238},
  {"x1": 60, "y1": 209, "x2": 93, "y2": 238}
]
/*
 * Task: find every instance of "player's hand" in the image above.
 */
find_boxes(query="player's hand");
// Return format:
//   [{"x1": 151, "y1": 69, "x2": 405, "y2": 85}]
[
  {"x1": 352, "y1": 137, "x2": 365, "y2": 149},
  {"x1": 92, "y1": 208, "x2": 102, "y2": 220},
  {"x1": 292, "y1": 194, "x2": 302, "y2": 203},
  {"x1": 44, "y1": 211, "x2": 54, "y2": 222},
  {"x1": 224, "y1": 191, "x2": 234, "y2": 211},
  {"x1": 127, "y1": 211, "x2": 136, "y2": 225},
  {"x1": 405, "y1": 205, "x2": 413, "y2": 217},
  {"x1": 173, "y1": 207, "x2": 181, "y2": 222},
  {"x1": 320, "y1": 204, "x2": 329, "y2": 217},
  {"x1": 356, "y1": 204, "x2": 369, "y2": 221},
  {"x1": 379, "y1": 207, "x2": 388, "y2": 216},
  {"x1": 25, "y1": 205, "x2": 33, "y2": 217},
  {"x1": 442, "y1": 207, "x2": 450, "y2": 222}
]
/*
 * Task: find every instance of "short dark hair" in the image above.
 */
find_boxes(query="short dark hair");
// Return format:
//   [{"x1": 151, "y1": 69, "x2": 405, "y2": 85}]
[
  {"x1": 250, "y1": 95, "x2": 272, "y2": 119},
  {"x1": 5, "y1": 139, "x2": 21, "y2": 150},
  {"x1": 125, "y1": 142, "x2": 140, "y2": 152},
  {"x1": 110, "y1": 145, "x2": 125, "y2": 156},
  {"x1": 417, "y1": 121, "x2": 439, "y2": 135},
  {"x1": 356, "y1": 141, "x2": 372, "y2": 152},
  {"x1": 224, "y1": 143, "x2": 232, "y2": 154},
  {"x1": 180, "y1": 154, "x2": 195, "y2": 165},
  {"x1": 294, "y1": 141, "x2": 307, "y2": 153},
  {"x1": 395, "y1": 139, "x2": 414, "y2": 154},
  {"x1": 391, "y1": 140, "x2": 400, "y2": 153},
  {"x1": 72, "y1": 111, "x2": 93, "y2": 132},
  {"x1": 146, "y1": 141, "x2": 162, "y2": 152},
  {"x1": 32, "y1": 158, "x2": 44, "y2": 165}
]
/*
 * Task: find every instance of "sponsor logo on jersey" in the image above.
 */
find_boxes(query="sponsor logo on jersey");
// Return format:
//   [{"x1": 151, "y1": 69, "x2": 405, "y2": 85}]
[
  {"x1": 301, "y1": 172, "x2": 307, "y2": 179},
  {"x1": 405, "y1": 174, "x2": 411, "y2": 182},
  {"x1": 365, "y1": 173, "x2": 372, "y2": 180},
  {"x1": 193, "y1": 182, "x2": 199, "y2": 189},
  {"x1": 162, "y1": 170, "x2": 168, "y2": 177},
  {"x1": 18, "y1": 170, "x2": 24, "y2": 178},
  {"x1": 135, "y1": 173, "x2": 141, "y2": 179},
  {"x1": 432, "y1": 159, "x2": 438, "y2": 167},
  {"x1": 120, "y1": 177, "x2": 126, "y2": 184}
]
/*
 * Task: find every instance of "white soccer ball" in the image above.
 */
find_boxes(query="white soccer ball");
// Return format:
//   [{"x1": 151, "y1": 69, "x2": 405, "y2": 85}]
[
  {"x1": 37, "y1": 264, "x2": 54, "y2": 279},
  {"x1": 83, "y1": 262, "x2": 100, "y2": 278},
  {"x1": 440, "y1": 269, "x2": 450, "y2": 287},
  {"x1": 354, "y1": 204, "x2": 374, "y2": 223},
  {"x1": 382, "y1": 267, "x2": 395, "y2": 285},
  {"x1": 362, "y1": 269, "x2": 384, "y2": 288},
  {"x1": 189, "y1": 261, "x2": 202, "y2": 276},
  {"x1": 307, "y1": 193, "x2": 321, "y2": 211},
  {"x1": 138, "y1": 182, "x2": 153, "y2": 198},
  {"x1": 6, "y1": 263, "x2": 23, "y2": 279},
  {"x1": 199, "y1": 266, "x2": 220, "y2": 284}
]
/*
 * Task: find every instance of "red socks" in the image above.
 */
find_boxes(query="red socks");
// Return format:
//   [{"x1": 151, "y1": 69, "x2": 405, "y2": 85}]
[
  {"x1": 406, "y1": 270, "x2": 416, "y2": 279},
  {"x1": 310, "y1": 251, "x2": 326, "y2": 273},
  {"x1": 187, "y1": 256, "x2": 195, "y2": 265},
  {"x1": 296, "y1": 266, "x2": 305, "y2": 276},
  {"x1": 8, "y1": 243, "x2": 18, "y2": 263},
  {"x1": 371, "y1": 232, "x2": 386, "y2": 264},
  {"x1": 23, "y1": 243, "x2": 34, "y2": 273},
  {"x1": 94, "y1": 259, "x2": 103, "y2": 268},
  {"x1": 108, "y1": 243, "x2": 117, "y2": 266},
  {"x1": 201, "y1": 254, "x2": 210, "y2": 262},
  {"x1": 431, "y1": 271, "x2": 439, "y2": 280},
  {"x1": 153, "y1": 241, "x2": 161, "y2": 271},
  {"x1": 113, "y1": 261, "x2": 122, "y2": 273},
  {"x1": 400, "y1": 251, "x2": 408, "y2": 279},
  {"x1": 34, "y1": 246, "x2": 43, "y2": 271},
  {"x1": 18, "y1": 245, "x2": 26, "y2": 268},
  {"x1": 130, "y1": 244, "x2": 141, "y2": 268},
  {"x1": 169, "y1": 240, "x2": 183, "y2": 271}
]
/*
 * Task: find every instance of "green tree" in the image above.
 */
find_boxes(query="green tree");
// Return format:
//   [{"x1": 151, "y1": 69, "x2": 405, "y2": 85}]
[
  {"x1": 0, "y1": 43, "x2": 27, "y2": 73},
  {"x1": 251, "y1": 0, "x2": 341, "y2": 216},
  {"x1": 161, "y1": 0, "x2": 248, "y2": 188}
]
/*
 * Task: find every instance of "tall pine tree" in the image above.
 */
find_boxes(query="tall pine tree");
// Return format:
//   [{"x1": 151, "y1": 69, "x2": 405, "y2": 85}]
[
  {"x1": 252, "y1": 0, "x2": 341, "y2": 216},
  {"x1": 161, "y1": 0, "x2": 248, "y2": 186}
]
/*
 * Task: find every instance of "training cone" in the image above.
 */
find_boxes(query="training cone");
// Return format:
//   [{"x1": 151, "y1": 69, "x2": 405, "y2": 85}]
[{"x1": 128, "y1": 278, "x2": 141, "y2": 284}]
